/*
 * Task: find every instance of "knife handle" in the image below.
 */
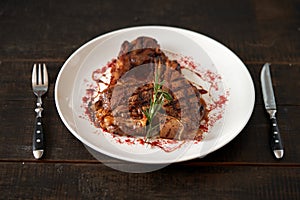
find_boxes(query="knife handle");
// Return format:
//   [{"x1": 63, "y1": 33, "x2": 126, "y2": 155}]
[
  {"x1": 33, "y1": 116, "x2": 44, "y2": 159},
  {"x1": 270, "y1": 117, "x2": 284, "y2": 159}
]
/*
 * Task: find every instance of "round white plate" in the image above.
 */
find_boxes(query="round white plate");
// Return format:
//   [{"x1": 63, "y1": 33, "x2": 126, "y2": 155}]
[{"x1": 55, "y1": 26, "x2": 255, "y2": 164}]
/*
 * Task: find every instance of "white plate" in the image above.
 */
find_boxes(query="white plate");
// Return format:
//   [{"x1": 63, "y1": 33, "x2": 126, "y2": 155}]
[{"x1": 55, "y1": 26, "x2": 255, "y2": 164}]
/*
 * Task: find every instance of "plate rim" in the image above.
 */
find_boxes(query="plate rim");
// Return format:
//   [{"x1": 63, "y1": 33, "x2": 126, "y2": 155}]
[{"x1": 54, "y1": 25, "x2": 255, "y2": 164}]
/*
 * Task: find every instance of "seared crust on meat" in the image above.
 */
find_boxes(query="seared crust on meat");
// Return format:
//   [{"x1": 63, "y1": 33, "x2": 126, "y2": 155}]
[{"x1": 93, "y1": 37, "x2": 206, "y2": 140}]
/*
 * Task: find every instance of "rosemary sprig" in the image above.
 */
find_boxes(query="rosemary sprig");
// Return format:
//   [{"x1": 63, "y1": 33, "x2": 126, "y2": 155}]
[{"x1": 143, "y1": 65, "x2": 172, "y2": 141}]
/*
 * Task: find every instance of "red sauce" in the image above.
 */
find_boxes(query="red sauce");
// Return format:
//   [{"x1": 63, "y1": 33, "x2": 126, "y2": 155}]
[
  {"x1": 179, "y1": 56, "x2": 197, "y2": 69},
  {"x1": 199, "y1": 89, "x2": 208, "y2": 94},
  {"x1": 82, "y1": 96, "x2": 89, "y2": 104},
  {"x1": 125, "y1": 139, "x2": 134, "y2": 145},
  {"x1": 137, "y1": 138, "x2": 145, "y2": 145},
  {"x1": 81, "y1": 53, "x2": 229, "y2": 152},
  {"x1": 215, "y1": 95, "x2": 228, "y2": 108}
]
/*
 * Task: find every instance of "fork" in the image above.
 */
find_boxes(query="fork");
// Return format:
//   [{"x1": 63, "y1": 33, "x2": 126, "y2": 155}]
[{"x1": 32, "y1": 63, "x2": 48, "y2": 159}]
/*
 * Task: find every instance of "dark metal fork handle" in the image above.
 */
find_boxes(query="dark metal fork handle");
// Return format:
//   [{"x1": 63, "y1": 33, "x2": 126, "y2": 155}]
[
  {"x1": 32, "y1": 63, "x2": 48, "y2": 159},
  {"x1": 33, "y1": 107, "x2": 44, "y2": 159}
]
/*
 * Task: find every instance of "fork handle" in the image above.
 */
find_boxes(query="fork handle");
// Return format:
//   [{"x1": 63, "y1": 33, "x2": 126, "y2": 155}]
[{"x1": 33, "y1": 116, "x2": 44, "y2": 159}]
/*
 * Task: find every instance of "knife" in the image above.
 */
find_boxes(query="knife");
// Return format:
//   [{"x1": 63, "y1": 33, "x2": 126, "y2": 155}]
[{"x1": 260, "y1": 63, "x2": 284, "y2": 159}]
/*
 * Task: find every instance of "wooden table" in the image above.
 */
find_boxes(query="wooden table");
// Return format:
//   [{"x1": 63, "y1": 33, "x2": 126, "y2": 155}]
[{"x1": 1, "y1": 0, "x2": 299, "y2": 199}]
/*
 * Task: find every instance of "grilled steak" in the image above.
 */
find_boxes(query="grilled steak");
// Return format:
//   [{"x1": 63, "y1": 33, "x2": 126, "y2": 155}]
[{"x1": 93, "y1": 37, "x2": 206, "y2": 140}]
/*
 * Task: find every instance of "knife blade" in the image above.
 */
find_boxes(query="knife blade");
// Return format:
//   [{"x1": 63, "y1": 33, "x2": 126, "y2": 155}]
[{"x1": 260, "y1": 63, "x2": 284, "y2": 159}]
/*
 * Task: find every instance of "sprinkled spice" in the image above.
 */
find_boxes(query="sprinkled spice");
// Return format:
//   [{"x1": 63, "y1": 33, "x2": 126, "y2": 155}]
[{"x1": 81, "y1": 53, "x2": 229, "y2": 152}]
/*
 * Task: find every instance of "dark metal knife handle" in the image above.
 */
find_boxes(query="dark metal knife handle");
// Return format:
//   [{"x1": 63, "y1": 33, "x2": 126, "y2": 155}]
[
  {"x1": 270, "y1": 117, "x2": 284, "y2": 159},
  {"x1": 33, "y1": 116, "x2": 44, "y2": 159}
]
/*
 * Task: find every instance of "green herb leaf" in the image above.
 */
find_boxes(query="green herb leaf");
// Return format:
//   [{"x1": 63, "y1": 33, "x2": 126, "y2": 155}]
[
  {"x1": 143, "y1": 64, "x2": 173, "y2": 141},
  {"x1": 162, "y1": 91, "x2": 173, "y2": 101}
]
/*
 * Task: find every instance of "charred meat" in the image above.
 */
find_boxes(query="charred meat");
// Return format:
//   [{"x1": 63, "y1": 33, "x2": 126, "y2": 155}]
[{"x1": 93, "y1": 36, "x2": 206, "y2": 140}]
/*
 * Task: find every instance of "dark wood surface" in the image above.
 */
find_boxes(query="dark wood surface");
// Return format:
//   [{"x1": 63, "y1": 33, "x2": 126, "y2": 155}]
[{"x1": 1, "y1": 0, "x2": 299, "y2": 199}]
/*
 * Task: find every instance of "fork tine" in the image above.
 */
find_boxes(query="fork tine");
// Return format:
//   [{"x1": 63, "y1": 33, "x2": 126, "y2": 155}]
[
  {"x1": 38, "y1": 63, "x2": 42, "y2": 85},
  {"x1": 32, "y1": 63, "x2": 37, "y2": 86},
  {"x1": 43, "y1": 63, "x2": 48, "y2": 85}
]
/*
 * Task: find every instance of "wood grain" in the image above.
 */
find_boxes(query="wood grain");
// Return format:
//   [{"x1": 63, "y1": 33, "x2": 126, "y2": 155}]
[
  {"x1": 0, "y1": 0, "x2": 299, "y2": 199},
  {"x1": 0, "y1": 162, "x2": 299, "y2": 199},
  {"x1": 0, "y1": 0, "x2": 299, "y2": 63},
  {"x1": 0, "y1": 63, "x2": 299, "y2": 163}
]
